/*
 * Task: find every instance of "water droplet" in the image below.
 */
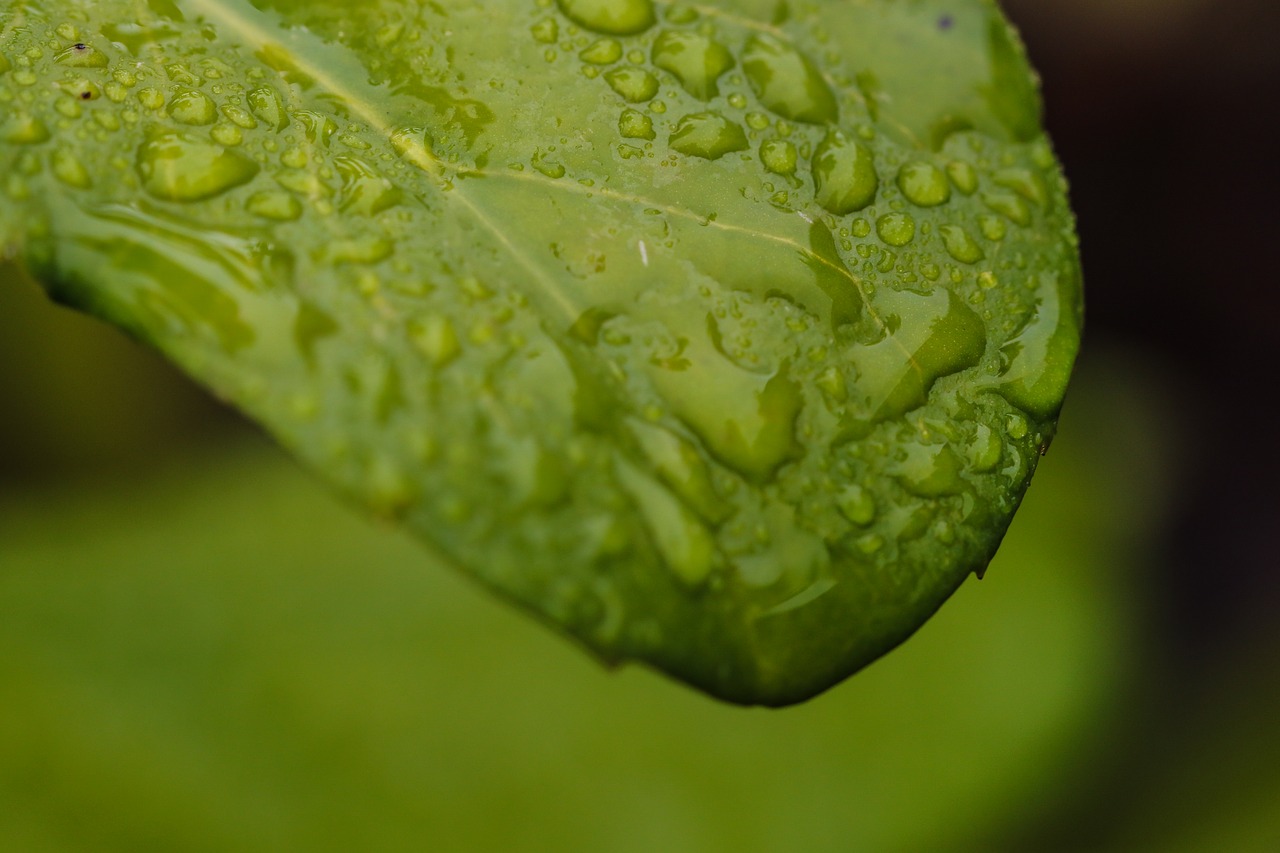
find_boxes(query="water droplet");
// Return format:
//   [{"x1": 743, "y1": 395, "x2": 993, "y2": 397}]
[
  {"x1": 837, "y1": 485, "x2": 877, "y2": 525},
  {"x1": 168, "y1": 89, "x2": 218, "y2": 125},
  {"x1": 532, "y1": 151, "x2": 566, "y2": 178},
  {"x1": 742, "y1": 34, "x2": 838, "y2": 125},
  {"x1": 669, "y1": 112, "x2": 748, "y2": 160},
  {"x1": 897, "y1": 161, "x2": 951, "y2": 207},
  {"x1": 246, "y1": 190, "x2": 302, "y2": 221},
  {"x1": 221, "y1": 105, "x2": 257, "y2": 129},
  {"x1": 940, "y1": 225, "x2": 984, "y2": 264},
  {"x1": 651, "y1": 30, "x2": 734, "y2": 100},
  {"x1": 896, "y1": 442, "x2": 966, "y2": 497},
  {"x1": 137, "y1": 132, "x2": 260, "y2": 202},
  {"x1": 247, "y1": 86, "x2": 288, "y2": 130},
  {"x1": 1, "y1": 113, "x2": 50, "y2": 145},
  {"x1": 580, "y1": 38, "x2": 622, "y2": 65},
  {"x1": 993, "y1": 168, "x2": 1048, "y2": 207},
  {"x1": 326, "y1": 234, "x2": 394, "y2": 266},
  {"x1": 979, "y1": 215, "x2": 1006, "y2": 241},
  {"x1": 982, "y1": 191, "x2": 1032, "y2": 226},
  {"x1": 210, "y1": 123, "x2": 243, "y2": 146},
  {"x1": 51, "y1": 148, "x2": 92, "y2": 189},
  {"x1": 759, "y1": 138, "x2": 797, "y2": 175},
  {"x1": 604, "y1": 66, "x2": 659, "y2": 102},
  {"x1": 410, "y1": 315, "x2": 462, "y2": 367},
  {"x1": 531, "y1": 18, "x2": 559, "y2": 44},
  {"x1": 989, "y1": 271, "x2": 1081, "y2": 420},
  {"x1": 966, "y1": 424, "x2": 1003, "y2": 472},
  {"x1": 557, "y1": 0, "x2": 656, "y2": 36},
  {"x1": 617, "y1": 459, "x2": 716, "y2": 587},
  {"x1": 618, "y1": 108, "x2": 655, "y2": 140},
  {"x1": 876, "y1": 212, "x2": 916, "y2": 246},
  {"x1": 56, "y1": 42, "x2": 109, "y2": 68},
  {"x1": 843, "y1": 289, "x2": 986, "y2": 433},
  {"x1": 812, "y1": 131, "x2": 878, "y2": 215},
  {"x1": 947, "y1": 160, "x2": 978, "y2": 195},
  {"x1": 137, "y1": 87, "x2": 165, "y2": 110},
  {"x1": 335, "y1": 156, "x2": 403, "y2": 214}
]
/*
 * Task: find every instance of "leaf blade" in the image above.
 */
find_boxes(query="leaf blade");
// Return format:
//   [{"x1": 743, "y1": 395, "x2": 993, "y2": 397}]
[{"x1": 0, "y1": 0, "x2": 1082, "y2": 704}]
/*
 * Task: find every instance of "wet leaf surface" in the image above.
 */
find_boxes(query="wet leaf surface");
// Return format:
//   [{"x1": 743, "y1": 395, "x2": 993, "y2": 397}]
[{"x1": 0, "y1": 0, "x2": 1081, "y2": 704}]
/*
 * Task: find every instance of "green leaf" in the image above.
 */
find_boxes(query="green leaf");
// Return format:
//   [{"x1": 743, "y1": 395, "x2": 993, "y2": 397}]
[{"x1": 0, "y1": 0, "x2": 1082, "y2": 705}]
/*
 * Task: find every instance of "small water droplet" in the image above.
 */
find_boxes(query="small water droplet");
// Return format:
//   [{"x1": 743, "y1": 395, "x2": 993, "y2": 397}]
[
  {"x1": 410, "y1": 315, "x2": 462, "y2": 367},
  {"x1": 669, "y1": 112, "x2": 748, "y2": 160},
  {"x1": 56, "y1": 42, "x2": 109, "y2": 68},
  {"x1": 837, "y1": 485, "x2": 877, "y2": 525},
  {"x1": 557, "y1": 0, "x2": 656, "y2": 36},
  {"x1": 137, "y1": 132, "x2": 260, "y2": 202},
  {"x1": 604, "y1": 66, "x2": 659, "y2": 102},
  {"x1": 940, "y1": 225, "x2": 984, "y2": 264},
  {"x1": 326, "y1": 234, "x2": 394, "y2": 266},
  {"x1": 210, "y1": 123, "x2": 243, "y2": 146},
  {"x1": 812, "y1": 131, "x2": 878, "y2": 215},
  {"x1": 247, "y1": 86, "x2": 288, "y2": 130},
  {"x1": 531, "y1": 18, "x2": 559, "y2": 44},
  {"x1": 979, "y1": 215, "x2": 1006, "y2": 241},
  {"x1": 876, "y1": 212, "x2": 916, "y2": 246},
  {"x1": 759, "y1": 138, "x2": 797, "y2": 175},
  {"x1": 947, "y1": 160, "x2": 978, "y2": 195},
  {"x1": 897, "y1": 161, "x2": 951, "y2": 207},
  {"x1": 982, "y1": 191, "x2": 1032, "y2": 226},
  {"x1": 1, "y1": 113, "x2": 50, "y2": 145},
  {"x1": 896, "y1": 442, "x2": 966, "y2": 497},
  {"x1": 742, "y1": 34, "x2": 838, "y2": 125},
  {"x1": 336, "y1": 156, "x2": 402, "y2": 214},
  {"x1": 246, "y1": 189, "x2": 302, "y2": 221},
  {"x1": 51, "y1": 148, "x2": 92, "y2": 189},
  {"x1": 967, "y1": 424, "x2": 1003, "y2": 472},
  {"x1": 618, "y1": 108, "x2": 655, "y2": 140},
  {"x1": 220, "y1": 105, "x2": 258, "y2": 129},
  {"x1": 651, "y1": 29, "x2": 734, "y2": 100},
  {"x1": 580, "y1": 38, "x2": 622, "y2": 65},
  {"x1": 168, "y1": 89, "x2": 218, "y2": 125},
  {"x1": 137, "y1": 87, "x2": 165, "y2": 110}
]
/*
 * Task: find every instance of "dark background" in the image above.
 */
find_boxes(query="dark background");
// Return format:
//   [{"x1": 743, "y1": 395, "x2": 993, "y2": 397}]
[{"x1": 3, "y1": 1, "x2": 1278, "y2": 848}]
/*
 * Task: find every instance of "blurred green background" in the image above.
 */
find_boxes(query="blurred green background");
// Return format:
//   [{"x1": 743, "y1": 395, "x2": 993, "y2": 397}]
[{"x1": 3, "y1": 0, "x2": 1278, "y2": 850}]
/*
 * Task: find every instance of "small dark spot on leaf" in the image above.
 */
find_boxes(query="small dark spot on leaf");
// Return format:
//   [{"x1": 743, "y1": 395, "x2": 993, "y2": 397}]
[
  {"x1": 73, "y1": 42, "x2": 87, "y2": 50},
  {"x1": 80, "y1": 91, "x2": 93, "y2": 100},
  {"x1": 938, "y1": 15, "x2": 954, "y2": 32}
]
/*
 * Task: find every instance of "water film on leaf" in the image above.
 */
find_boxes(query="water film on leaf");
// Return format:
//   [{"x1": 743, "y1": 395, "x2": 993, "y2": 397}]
[{"x1": 0, "y1": 0, "x2": 1082, "y2": 705}]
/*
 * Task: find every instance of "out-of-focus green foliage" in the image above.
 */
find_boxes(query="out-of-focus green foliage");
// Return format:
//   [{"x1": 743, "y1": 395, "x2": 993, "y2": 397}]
[{"x1": 1, "y1": 0, "x2": 1081, "y2": 703}]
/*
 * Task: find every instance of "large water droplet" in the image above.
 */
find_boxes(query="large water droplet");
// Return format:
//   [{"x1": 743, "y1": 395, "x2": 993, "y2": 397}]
[
  {"x1": 812, "y1": 132, "x2": 878, "y2": 215},
  {"x1": 988, "y1": 270, "x2": 1081, "y2": 420},
  {"x1": 168, "y1": 89, "x2": 217, "y2": 125},
  {"x1": 669, "y1": 112, "x2": 748, "y2": 160},
  {"x1": 137, "y1": 132, "x2": 260, "y2": 202},
  {"x1": 843, "y1": 289, "x2": 986, "y2": 435},
  {"x1": 604, "y1": 66, "x2": 660, "y2": 102},
  {"x1": 557, "y1": 0, "x2": 656, "y2": 36},
  {"x1": 741, "y1": 34, "x2": 838, "y2": 125},
  {"x1": 897, "y1": 161, "x2": 951, "y2": 207},
  {"x1": 651, "y1": 30, "x2": 734, "y2": 100}
]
